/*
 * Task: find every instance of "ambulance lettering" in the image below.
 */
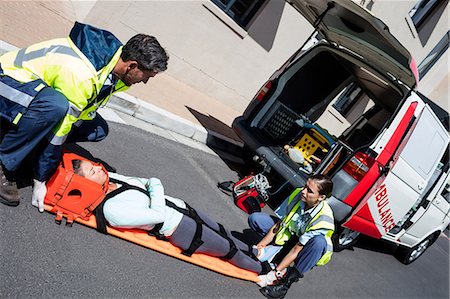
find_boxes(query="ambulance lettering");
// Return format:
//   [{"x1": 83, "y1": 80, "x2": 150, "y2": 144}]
[{"x1": 375, "y1": 184, "x2": 395, "y2": 232}]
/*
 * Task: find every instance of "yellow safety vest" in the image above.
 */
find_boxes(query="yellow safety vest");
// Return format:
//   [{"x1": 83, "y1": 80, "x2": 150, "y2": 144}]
[
  {"x1": 0, "y1": 35, "x2": 128, "y2": 145},
  {"x1": 274, "y1": 188, "x2": 335, "y2": 266}
]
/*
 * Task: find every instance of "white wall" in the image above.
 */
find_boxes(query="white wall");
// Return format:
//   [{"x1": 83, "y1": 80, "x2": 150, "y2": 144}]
[
  {"x1": 362, "y1": 0, "x2": 449, "y2": 107},
  {"x1": 1, "y1": 1, "x2": 447, "y2": 115},
  {"x1": 82, "y1": 0, "x2": 313, "y2": 112}
]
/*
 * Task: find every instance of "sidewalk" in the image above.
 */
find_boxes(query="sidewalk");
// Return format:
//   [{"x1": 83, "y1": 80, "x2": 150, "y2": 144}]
[{"x1": 0, "y1": 39, "x2": 245, "y2": 151}]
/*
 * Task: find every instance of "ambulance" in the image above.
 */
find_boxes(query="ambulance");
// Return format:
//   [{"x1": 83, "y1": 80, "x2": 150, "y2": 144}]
[{"x1": 232, "y1": 0, "x2": 450, "y2": 264}]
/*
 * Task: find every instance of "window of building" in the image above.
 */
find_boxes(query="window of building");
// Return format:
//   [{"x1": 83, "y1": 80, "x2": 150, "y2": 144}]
[
  {"x1": 332, "y1": 82, "x2": 363, "y2": 116},
  {"x1": 211, "y1": 0, "x2": 265, "y2": 28},
  {"x1": 418, "y1": 30, "x2": 449, "y2": 79},
  {"x1": 409, "y1": 0, "x2": 441, "y2": 29}
]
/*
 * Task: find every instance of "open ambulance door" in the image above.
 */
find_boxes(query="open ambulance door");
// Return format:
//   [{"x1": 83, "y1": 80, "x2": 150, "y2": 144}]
[{"x1": 340, "y1": 92, "x2": 450, "y2": 239}]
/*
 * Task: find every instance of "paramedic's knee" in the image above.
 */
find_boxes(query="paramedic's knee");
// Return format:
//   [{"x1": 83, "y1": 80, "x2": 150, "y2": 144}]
[
  {"x1": 294, "y1": 235, "x2": 327, "y2": 274},
  {"x1": 307, "y1": 235, "x2": 327, "y2": 251},
  {"x1": 70, "y1": 114, "x2": 109, "y2": 142},
  {"x1": 248, "y1": 212, "x2": 278, "y2": 237},
  {"x1": 31, "y1": 88, "x2": 69, "y2": 124},
  {"x1": 88, "y1": 114, "x2": 108, "y2": 142},
  {"x1": 89, "y1": 116, "x2": 109, "y2": 142}
]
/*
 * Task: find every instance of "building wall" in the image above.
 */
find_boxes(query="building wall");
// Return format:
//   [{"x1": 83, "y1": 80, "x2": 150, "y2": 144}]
[
  {"x1": 83, "y1": 0, "x2": 449, "y2": 112},
  {"x1": 82, "y1": 0, "x2": 312, "y2": 112},
  {"x1": 0, "y1": 1, "x2": 448, "y2": 114},
  {"x1": 361, "y1": 0, "x2": 449, "y2": 110}
]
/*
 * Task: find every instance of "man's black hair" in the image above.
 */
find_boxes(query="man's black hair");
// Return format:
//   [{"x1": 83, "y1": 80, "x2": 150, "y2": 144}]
[{"x1": 121, "y1": 34, "x2": 168, "y2": 72}]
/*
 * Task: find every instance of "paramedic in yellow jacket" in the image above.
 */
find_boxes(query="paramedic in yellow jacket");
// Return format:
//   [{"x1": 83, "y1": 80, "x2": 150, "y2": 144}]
[
  {"x1": 254, "y1": 174, "x2": 334, "y2": 298},
  {"x1": 0, "y1": 22, "x2": 168, "y2": 210}
]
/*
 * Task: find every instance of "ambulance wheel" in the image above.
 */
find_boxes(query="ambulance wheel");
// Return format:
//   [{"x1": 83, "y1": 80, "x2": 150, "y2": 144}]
[
  {"x1": 396, "y1": 234, "x2": 437, "y2": 265},
  {"x1": 332, "y1": 227, "x2": 360, "y2": 252}
]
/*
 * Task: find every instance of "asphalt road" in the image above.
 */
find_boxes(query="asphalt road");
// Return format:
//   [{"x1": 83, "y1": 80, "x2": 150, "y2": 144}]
[{"x1": 1, "y1": 121, "x2": 449, "y2": 298}]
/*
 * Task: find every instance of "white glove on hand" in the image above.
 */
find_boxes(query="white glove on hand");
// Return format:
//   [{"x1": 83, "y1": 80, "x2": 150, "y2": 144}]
[
  {"x1": 32, "y1": 179, "x2": 46, "y2": 213},
  {"x1": 257, "y1": 270, "x2": 278, "y2": 287},
  {"x1": 257, "y1": 268, "x2": 286, "y2": 287}
]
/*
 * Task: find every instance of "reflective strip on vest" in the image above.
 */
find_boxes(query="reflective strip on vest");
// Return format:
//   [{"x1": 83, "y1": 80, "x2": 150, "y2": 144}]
[
  {"x1": 306, "y1": 203, "x2": 334, "y2": 266},
  {"x1": 49, "y1": 133, "x2": 68, "y2": 146},
  {"x1": 308, "y1": 214, "x2": 335, "y2": 231},
  {"x1": 316, "y1": 229, "x2": 334, "y2": 266},
  {"x1": 73, "y1": 119, "x2": 84, "y2": 127},
  {"x1": 68, "y1": 103, "x2": 82, "y2": 118},
  {"x1": 0, "y1": 81, "x2": 34, "y2": 107},
  {"x1": 275, "y1": 200, "x2": 335, "y2": 265},
  {"x1": 14, "y1": 45, "x2": 78, "y2": 68}
]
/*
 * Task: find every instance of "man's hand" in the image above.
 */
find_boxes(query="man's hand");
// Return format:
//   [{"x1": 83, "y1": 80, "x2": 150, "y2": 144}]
[
  {"x1": 257, "y1": 270, "x2": 277, "y2": 287},
  {"x1": 257, "y1": 269, "x2": 286, "y2": 287},
  {"x1": 32, "y1": 179, "x2": 46, "y2": 212}
]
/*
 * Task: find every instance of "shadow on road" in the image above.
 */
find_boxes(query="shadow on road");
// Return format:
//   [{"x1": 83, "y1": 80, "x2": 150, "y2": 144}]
[
  {"x1": 352, "y1": 235, "x2": 398, "y2": 255},
  {"x1": 339, "y1": 234, "x2": 410, "y2": 264},
  {"x1": 186, "y1": 106, "x2": 259, "y2": 178}
]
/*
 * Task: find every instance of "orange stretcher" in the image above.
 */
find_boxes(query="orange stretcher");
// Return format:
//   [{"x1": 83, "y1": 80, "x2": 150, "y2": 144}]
[
  {"x1": 44, "y1": 152, "x2": 259, "y2": 282},
  {"x1": 44, "y1": 204, "x2": 259, "y2": 282}
]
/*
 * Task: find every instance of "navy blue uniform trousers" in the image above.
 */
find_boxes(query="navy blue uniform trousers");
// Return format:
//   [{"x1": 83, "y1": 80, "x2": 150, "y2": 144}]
[
  {"x1": 248, "y1": 212, "x2": 327, "y2": 274},
  {"x1": 0, "y1": 83, "x2": 108, "y2": 181}
]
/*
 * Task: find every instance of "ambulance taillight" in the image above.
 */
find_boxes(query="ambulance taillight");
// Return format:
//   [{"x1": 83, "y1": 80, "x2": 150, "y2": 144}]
[
  {"x1": 342, "y1": 152, "x2": 376, "y2": 181},
  {"x1": 256, "y1": 80, "x2": 273, "y2": 102}
]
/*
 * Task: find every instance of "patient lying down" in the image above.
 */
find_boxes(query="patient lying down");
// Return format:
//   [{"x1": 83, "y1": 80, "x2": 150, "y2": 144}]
[{"x1": 72, "y1": 159, "x2": 272, "y2": 274}]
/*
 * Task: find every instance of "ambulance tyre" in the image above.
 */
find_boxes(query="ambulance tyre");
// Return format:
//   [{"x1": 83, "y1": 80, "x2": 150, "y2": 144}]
[
  {"x1": 332, "y1": 227, "x2": 360, "y2": 252},
  {"x1": 396, "y1": 233, "x2": 438, "y2": 265}
]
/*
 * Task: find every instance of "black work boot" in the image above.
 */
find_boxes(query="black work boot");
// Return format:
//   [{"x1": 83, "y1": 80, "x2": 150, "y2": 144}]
[
  {"x1": 260, "y1": 267, "x2": 303, "y2": 299},
  {"x1": 0, "y1": 164, "x2": 20, "y2": 206}
]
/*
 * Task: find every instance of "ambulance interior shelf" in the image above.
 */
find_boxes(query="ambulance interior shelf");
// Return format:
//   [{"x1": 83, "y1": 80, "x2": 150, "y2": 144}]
[{"x1": 283, "y1": 115, "x2": 336, "y2": 173}]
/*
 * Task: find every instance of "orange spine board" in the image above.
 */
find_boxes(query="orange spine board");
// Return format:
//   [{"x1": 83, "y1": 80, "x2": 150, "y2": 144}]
[{"x1": 44, "y1": 204, "x2": 259, "y2": 282}]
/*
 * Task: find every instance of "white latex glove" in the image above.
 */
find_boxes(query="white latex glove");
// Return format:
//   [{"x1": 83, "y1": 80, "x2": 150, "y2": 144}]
[
  {"x1": 257, "y1": 270, "x2": 278, "y2": 287},
  {"x1": 32, "y1": 179, "x2": 46, "y2": 213},
  {"x1": 257, "y1": 268, "x2": 286, "y2": 287}
]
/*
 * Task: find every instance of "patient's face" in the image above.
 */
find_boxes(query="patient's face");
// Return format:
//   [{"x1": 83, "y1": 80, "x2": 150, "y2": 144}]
[{"x1": 78, "y1": 161, "x2": 107, "y2": 185}]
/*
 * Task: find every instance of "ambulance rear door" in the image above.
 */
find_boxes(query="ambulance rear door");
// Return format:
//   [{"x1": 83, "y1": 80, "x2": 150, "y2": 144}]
[{"x1": 342, "y1": 93, "x2": 450, "y2": 239}]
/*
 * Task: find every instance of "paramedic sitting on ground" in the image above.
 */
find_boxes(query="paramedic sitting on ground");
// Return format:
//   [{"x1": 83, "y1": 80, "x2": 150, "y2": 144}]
[
  {"x1": 253, "y1": 174, "x2": 334, "y2": 298},
  {"x1": 0, "y1": 22, "x2": 168, "y2": 211},
  {"x1": 71, "y1": 159, "x2": 273, "y2": 275}
]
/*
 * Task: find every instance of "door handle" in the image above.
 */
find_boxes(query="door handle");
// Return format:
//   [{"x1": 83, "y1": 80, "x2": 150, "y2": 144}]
[{"x1": 418, "y1": 182, "x2": 425, "y2": 191}]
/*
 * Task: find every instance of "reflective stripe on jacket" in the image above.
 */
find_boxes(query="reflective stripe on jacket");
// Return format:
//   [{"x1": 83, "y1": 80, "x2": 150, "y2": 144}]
[
  {"x1": 274, "y1": 188, "x2": 335, "y2": 266},
  {"x1": 0, "y1": 22, "x2": 129, "y2": 145}
]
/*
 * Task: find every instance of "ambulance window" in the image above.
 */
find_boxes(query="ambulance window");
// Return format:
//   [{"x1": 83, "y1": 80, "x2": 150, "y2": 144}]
[
  {"x1": 443, "y1": 185, "x2": 450, "y2": 204},
  {"x1": 401, "y1": 107, "x2": 447, "y2": 179},
  {"x1": 332, "y1": 82, "x2": 363, "y2": 116}
]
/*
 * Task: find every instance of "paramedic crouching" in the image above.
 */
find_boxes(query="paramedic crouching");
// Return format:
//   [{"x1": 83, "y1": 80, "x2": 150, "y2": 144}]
[
  {"x1": 251, "y1": 174, "x2": 335, "y2": 298},
  {"x1": 72, "y1": 159, "x2": 273, "y2": 275},
  {"x1": 0, "y1": 22, "x2": 168, "y2": 211}
]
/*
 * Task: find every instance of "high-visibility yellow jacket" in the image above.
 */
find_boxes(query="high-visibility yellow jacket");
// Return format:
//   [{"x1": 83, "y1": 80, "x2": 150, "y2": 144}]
[
  {"x1": 0, "y1": 22, "x2": 129, "y2": 146},
  {"x1": 275, "y1": 188, "x2": 335, "y2": 266}
]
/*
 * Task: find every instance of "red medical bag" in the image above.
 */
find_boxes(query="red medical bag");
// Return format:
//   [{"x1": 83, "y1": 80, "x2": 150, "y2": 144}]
[{"x1": 232, "y1": 174, "x2": 270, "y2": 214}]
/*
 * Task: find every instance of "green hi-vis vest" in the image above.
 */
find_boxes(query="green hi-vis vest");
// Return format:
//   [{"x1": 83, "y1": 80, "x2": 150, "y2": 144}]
[
  {"x1": 274, "y1": 188, "x2": 335, "y2": 266},
  {"x1": 0, "y1": 37, "x2": 128, "y2": 146}
]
